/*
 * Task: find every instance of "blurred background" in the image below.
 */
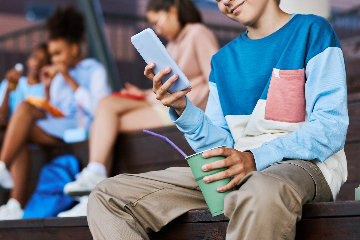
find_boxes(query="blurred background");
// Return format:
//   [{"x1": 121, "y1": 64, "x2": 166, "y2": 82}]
[{"x1": 0, "y1": 0, "x2": 359, "y2": 92}]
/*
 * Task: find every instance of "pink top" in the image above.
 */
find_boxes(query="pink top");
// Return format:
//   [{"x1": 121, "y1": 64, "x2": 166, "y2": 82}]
[{"x1": 146, "y1": 23, "x2": 219, "y2": 111}]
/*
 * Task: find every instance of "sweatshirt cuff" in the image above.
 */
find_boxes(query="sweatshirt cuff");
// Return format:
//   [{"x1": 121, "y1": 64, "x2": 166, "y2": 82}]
[
  {"x1": 249, "y1": 144, "x2": 284, "y2": 171},
  {"x1": 169, "y1": 96, "x2": 204, "y2": 133}
]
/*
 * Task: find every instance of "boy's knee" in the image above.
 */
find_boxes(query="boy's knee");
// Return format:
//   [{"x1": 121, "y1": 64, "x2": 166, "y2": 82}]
[
  {"x1": 87, "y1": 176, "x2": 132, "y2": 219},
  {"x1": 225, "y1": 172, "x2": 302, "y2": 217},
  {"x1": 89, "y1": 177, "x2": 112, "y2": 200},
  {"x1": 87, "y1": 178, "x2": 111, "y2": 215},
  {"x1": 88, "y1": 176, "x2": 127, "y2": 205}
]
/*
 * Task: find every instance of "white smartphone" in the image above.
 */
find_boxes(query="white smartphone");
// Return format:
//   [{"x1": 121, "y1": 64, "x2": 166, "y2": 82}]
[{"x1": 131, "y1": 28, "x2": 190, "y2": 94}]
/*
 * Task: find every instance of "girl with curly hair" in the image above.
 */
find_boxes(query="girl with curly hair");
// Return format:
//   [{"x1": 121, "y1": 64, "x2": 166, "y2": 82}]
[{"x1": 0, "y1": 6, "x2": 111, "y2": 220}]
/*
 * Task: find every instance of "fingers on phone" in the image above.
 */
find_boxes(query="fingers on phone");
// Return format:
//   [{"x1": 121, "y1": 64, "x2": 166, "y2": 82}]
[
  {"x1": 165, "y1": 88, "x2": 189, "y2": 105},
  {"x1": 152, "y1": 67, "x2": 171, "y2": 90},
  {"x1": 159, "y1": 74, "x2": 178, "y2": 93},
  {"x1": 144, "y1": 63, "x2": 156, "y2": 79}
]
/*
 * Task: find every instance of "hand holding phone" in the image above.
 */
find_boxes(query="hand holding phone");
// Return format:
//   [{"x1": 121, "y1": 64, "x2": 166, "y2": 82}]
[
  {"x1": 131, "y1": 28, "x2": 190, "y2": 94},
  {"x1": 145, "y1": 64, "x2": 190, "y2": 116}
]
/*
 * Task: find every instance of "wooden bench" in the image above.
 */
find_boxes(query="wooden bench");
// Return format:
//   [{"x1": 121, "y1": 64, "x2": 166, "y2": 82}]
[{"x1": 0, "y1": 201, "x2": 359, "y2": 239}]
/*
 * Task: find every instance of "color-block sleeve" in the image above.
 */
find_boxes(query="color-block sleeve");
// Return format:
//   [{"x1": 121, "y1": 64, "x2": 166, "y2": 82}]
[
  {"x1": 250, "y1": 46, "x2": 348, "y2": 171},
  {"x1": 74, "y1": 67, "x2": 112, "y2": 116},
  {"x1": 169, "y1": 80, "x2": 234, "y2": 153}
]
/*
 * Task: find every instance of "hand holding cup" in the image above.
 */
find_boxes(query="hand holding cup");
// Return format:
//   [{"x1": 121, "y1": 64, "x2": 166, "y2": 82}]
[
  {"x1": 201, "y1": 148, "x2": 257, "y2": 193},
  {"x1": 186, "y1": 146, "x2": 239, "y2": 217}
]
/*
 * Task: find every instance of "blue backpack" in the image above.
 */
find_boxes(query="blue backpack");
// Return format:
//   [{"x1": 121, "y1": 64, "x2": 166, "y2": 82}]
[{"x1": 23, "y1": 154, "x2": 80, "y2": 218}]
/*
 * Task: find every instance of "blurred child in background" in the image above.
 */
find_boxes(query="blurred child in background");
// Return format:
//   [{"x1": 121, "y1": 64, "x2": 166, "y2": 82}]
[
  {"x1": 0, "y1": 6, "x2": 111, "y2": 220},
  {"x1": 0, "y1": 43, "x2": 49, "y2": 127}
]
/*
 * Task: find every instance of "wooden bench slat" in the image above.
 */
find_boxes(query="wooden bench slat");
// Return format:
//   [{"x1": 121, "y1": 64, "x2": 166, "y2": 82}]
[
  {"x1": 0, "y1": 227, "x2": 92, "y2": 240},
  {"x1": 296, "y1": 217, "x2": 360, "y2": 240},
  {"x1": 0, "y1": 202, "x2": 359, "y2": 239},
  {"x1": 302, "y1": 201, "x2": 360, "y2": 218},
  {"x1": 0, "y1": 217, "x2": 88, "y2": 229},
  {"x1": 148, "y1": 222, "x2": 228, "y2": 240},
  {"x1": 3, "y1": 201, "x2": 357, "y2": 229}
]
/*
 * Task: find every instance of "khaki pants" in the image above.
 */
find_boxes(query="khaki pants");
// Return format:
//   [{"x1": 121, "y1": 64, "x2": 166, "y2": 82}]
[{"x1": 87, "y1": 160, "x2": 332, "y2": 240}]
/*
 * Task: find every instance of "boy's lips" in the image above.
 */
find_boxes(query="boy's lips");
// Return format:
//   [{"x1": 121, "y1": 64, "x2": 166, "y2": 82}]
[{"x1": 231, "y1": 1, "x2": 244, "y2": 14}]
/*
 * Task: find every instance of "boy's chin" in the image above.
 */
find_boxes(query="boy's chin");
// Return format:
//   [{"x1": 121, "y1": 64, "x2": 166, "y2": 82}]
[
  {"x1": 229, "y1": 16, "x2": 253, "y2": 26},
  {"x1": 225, "y1": 13, "x2": 252, "y2": 26}
]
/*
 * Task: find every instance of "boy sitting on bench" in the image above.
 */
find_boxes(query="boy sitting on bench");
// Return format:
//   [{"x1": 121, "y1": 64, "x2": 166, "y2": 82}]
[{"x1": 87, "y1": 0, "x2": 348, "y2": 239}]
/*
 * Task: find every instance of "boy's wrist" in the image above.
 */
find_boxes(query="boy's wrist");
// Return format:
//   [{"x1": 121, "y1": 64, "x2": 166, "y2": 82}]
[
  {"x1": 248, "y1": 144, "x2": 283, "y2": 172},
  {"x1": 174, "y1": 106, "x2": 186, "y2": 116},
  {"x1": 169, "y1": 97, "x2": 204, "y2": 134}
]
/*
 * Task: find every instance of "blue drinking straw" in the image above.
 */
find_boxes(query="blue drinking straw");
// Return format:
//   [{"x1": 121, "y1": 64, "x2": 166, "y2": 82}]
[{"x1": 143, "y1": 129, "x2": 188, "y2": 158}]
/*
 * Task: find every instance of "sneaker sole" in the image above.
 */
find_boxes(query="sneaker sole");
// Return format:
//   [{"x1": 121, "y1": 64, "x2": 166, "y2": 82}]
[{"x1": 66, "y1": 190, "x2": 91, "y2": 197}]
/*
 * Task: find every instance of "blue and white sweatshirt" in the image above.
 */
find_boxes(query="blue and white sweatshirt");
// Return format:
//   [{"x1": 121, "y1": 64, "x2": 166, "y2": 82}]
[{"x1": 170, "y1": 14, "x2": 348, "y2": 200}]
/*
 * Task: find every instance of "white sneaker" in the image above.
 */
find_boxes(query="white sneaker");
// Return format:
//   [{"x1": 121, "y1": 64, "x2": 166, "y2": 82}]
[
  {"x1": 0, "y1": 161, "x2": 14, "y2": 190},
  {"x1": 64, "y1": 168, "x2": 106, "y2": 197},
  {"x1": 57, "y1": 196, "x2": 88, "y2": 217},
  {"x1": 0, "y1": 198, "x2": 23, "y2": 220}
]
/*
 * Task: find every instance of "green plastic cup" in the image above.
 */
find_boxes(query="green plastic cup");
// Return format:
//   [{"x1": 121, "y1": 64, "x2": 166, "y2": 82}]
[
  {"x1": 186, "y1": 146, "x2": 233, "y2": 217},
  {"x1": 356, "y1": 185, "x2": 360, "y2": 201}
]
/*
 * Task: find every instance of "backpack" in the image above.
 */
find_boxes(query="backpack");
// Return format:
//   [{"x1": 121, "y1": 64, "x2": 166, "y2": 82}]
[{"x1": 23, "y1": 154, "x2": 80, "y2": 218}]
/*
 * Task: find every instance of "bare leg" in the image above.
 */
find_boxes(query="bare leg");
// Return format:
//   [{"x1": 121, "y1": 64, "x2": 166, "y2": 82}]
[
  {"x1": 92, "y1": 106, "x2": 164, "y2": 174},
  {"x1": 1, "y1": 102, "x2": 63, "y2": 205},
  {"x1": 0, "y1": 102, "x2": 46, "y2": 168},
  {"x1": 9, "y1": 146, "x2": 30, "y2": 208},
  {"x1": 117, "y1": 105, "x2": 167, "y2": 131},
  {"x1": 9, "y1": 124, "x2": 63, "y2": 206},
  {"x1": 88, "y1": 96, "x2": 151, "y2": 166},
  {"x1": 88, "y1": 124, "x2": 113, "y2": 174}
]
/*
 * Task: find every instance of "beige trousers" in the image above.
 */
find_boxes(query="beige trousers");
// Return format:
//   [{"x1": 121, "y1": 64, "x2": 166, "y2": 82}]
[{"x1": 87, "y1": 160, "x2": 332, "y2": 240}]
